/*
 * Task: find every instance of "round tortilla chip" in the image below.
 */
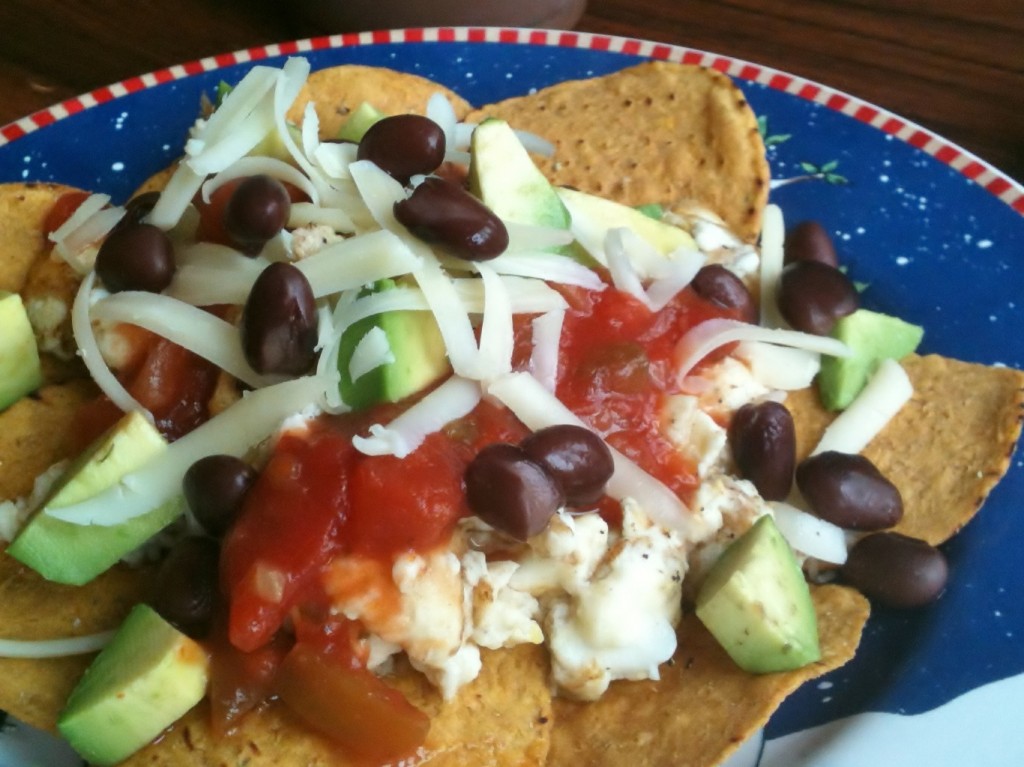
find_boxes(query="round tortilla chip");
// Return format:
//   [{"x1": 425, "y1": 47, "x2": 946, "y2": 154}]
[
  {"x1": 466, "y1": 61, "x2": 770, "y2": 242},
  {"x1": 290, "y1": 64, "x2": 472, "y2": 139},
  {"x1": 0, "y1": 182, "x2": 79, "y2": 295},
  {"x1": 132, "y1": 65, "x2": 472, "y2": 198}
]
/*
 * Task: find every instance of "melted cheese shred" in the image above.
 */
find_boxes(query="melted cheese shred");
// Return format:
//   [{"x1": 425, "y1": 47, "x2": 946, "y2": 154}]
[
  {"x1": 811, "y1": 358, "x2": 913, "y2": 455},
  {"x1": 90, "y1": 291, "x2": 277, "y2": 389},
  {"x1": 353, "y1": 376, "x2": 482, "y2": 458},
  {"x1": 674, "y1": 318, "x2": 850, "y2": 383},
  {"x1": 71, "y1": 272, "x2": 153, "y2": 422},
  {"x1": 0, "y1": 631, "x2": 116, "y2": 659}
]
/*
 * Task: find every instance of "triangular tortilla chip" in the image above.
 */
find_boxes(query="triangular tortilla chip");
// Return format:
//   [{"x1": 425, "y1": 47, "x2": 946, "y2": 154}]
[
  {"x1": 788, "y1": 354, "x2": 1024, "y2": 545},
  {"x1": 466, "y1": 61, "x2": 770, "y2": 242}
]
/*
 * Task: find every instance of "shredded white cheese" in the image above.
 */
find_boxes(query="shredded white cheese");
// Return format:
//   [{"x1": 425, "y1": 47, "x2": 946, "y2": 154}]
[
  {"x1": 0, "y1": 632, "x2": 116, "y2": 658},
  {"x1": 811, "y1": 358, "x2": 913, "y2": 455},
  {"x1": 353, "y1": 376, "x2": 482, "y2": 458}
]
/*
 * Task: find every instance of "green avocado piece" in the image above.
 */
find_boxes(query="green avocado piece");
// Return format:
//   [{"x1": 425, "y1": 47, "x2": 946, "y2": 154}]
[
  {"x1": 0, "y1": 291, "x2": 43, "y2": 410},
  {"x1": 634, "y1": 203, "x2": 665, "y2": 220},
  {"x1": 337, "y1": 279, "x2": 451, "y2": 411},
  {"x1": 556, "y1": 186, "x2": 697, "y2": 257},
  {"x1": 338, "y1": 101, "x2": 386, "y2": 143},
  {"x1": 58, "y1": 603, "x2": 209, "y2": 766},
  {"x1": 468, "y1": 118, "x2": 576, "y2": 258},
  {"x1": 818, "y1": 308, "x2": 924, "y2": 411},
  {"x1": 696, "y1": 515, "x2": 820, "y2": 674},
  {"x1": 6, "y1": 410, "x2": 183, "y2": 586}
]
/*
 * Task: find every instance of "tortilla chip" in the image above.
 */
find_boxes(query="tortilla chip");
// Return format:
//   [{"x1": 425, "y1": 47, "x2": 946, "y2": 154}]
[
  {"x1": 466, "y1": 61, "x2": 770, "y2": 242},
  {"x1": 133, "y1": 66, "x2": 472, "y2": 200},
  {"x1": 389, "y1": 645, "x2": 553, "y2": 766},
  {"x1": 788, "y1": 354, "x2": 1024, "y2": 545},
  {"x1": 0, "y1": 182, "x2": 79, "y2": 295},
  {"x1": 0, "y1": 553, "x2": 151, "y2": 731},
  {"x1": 0, "y1": 381, "x2": 96, "y2": 502},
  {"x1": 547, "y1": 584, "x2": 868, "y2": 767},
  {"x1": 123, "y1": 645, "x2": 552, "y2": 766},
  {"x1": 289, "y1": 65, "x2": 472, "y2": 139}
]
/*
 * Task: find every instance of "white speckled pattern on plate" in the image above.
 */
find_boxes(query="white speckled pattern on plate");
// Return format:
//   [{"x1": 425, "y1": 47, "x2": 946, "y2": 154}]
[{"x1": 1, "y1": 27, "x2": 1022, "y2": 767}]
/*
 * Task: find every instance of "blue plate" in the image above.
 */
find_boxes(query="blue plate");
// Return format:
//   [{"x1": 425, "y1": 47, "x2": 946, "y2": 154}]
[{"x1": 2, "y1": 28, "x2": 1022, "y2": 766}]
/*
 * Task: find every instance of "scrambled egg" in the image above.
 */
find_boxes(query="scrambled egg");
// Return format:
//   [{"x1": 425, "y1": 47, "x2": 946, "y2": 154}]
[{"x1": 325, "y1": 347, "x2": 788, "y2": 701}]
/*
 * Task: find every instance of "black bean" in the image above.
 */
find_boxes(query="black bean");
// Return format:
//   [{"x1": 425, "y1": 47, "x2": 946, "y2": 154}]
[
  {"x1": 95, "y1": 222, "x2": 176, "y2": 293},
  {"x1": 728, "y1": 401, "x2": 796, "y2": 501},
  {"x1": 357, "y1": 114, "x2": 446, "y2": 185},
  {"x1": 784, "y1": 220, "x2": 839, "y2": 268},
  {"x1": 796, "y1": 451, "x2": 903, "y2": 530},
  {"x1": 394, "y1": 177, "x2": 508, "y2": 261},
  {"x1": 241, "y1": 262, "x2": 318, "y2": 375},
  {"x1": 465, "y1": 443, "x2": 564, "y2": 541},
  {"x1": 777, "y1": 260, "x2": 859, "y2": 335},
  {"x1": 224, "y1": 175, "x2": 291, "y2": 255},
  {"x1": 114, "y1": 190, "x2": 162, "y2": 231},
  {"x1": 691, "y1": 264, "x2": 758, "y2": 323},
  {"x1": 840, "y1": 532, "x2": 948, "y2": 608},
  {"x1": 149, "y1": 537, "x2": 221, "y2": 639},
  {"x1": 520, "y1": 425, "x2": 614, "y2": 507},
  {"x1": 183, "y1": 454, "x2": 257, "y2": 537}
]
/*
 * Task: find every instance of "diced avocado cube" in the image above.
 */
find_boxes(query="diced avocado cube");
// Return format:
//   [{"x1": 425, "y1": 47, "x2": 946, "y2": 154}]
[
  {"x1": 818, "y1": 308, "x2": 924, "y2": 410},
  {"x1": 58, "y1": 603, "x2": 209, "y2": 766},
  {"x1": 6, "y1": 410, "x2": 183, "y2": 585},
  {"x1": 338, "y1": 101, "x2": 387, "y2": 143},
  {"x1": 696, "y1": 515, "x2": 820, "y2": 674},
  {"x1": 336, "y1": 280, "x2": 450, "y2": 411},
  {"x1": 0, "y1": 291, "x2": 43, "y2": 410}
]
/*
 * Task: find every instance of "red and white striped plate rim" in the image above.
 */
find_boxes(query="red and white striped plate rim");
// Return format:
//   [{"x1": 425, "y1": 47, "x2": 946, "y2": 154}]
[{"x1": 3, "y1": 27, "x2": 1022, "y2": 216}]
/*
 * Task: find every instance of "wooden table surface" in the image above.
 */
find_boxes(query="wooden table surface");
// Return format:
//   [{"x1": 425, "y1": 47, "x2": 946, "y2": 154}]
[{"x1": 1, "y1": 0, "x2": 1021, "y2": 182}]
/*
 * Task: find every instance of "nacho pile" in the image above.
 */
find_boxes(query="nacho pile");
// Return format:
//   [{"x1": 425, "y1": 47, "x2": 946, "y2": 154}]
[{"x1": 0, "y1": 61, "x2": 1021, "y2": 767}]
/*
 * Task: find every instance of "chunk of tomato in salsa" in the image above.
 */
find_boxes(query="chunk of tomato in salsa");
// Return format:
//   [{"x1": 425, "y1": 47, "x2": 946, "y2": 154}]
[
  {"x1": 43, "y1": 190, "x2": 92, "y2": 236},
  {"x1": 206, "y1": 628, "x2": 290, "y2": 738},
  {"x1": 220, "y1": 425, "x2": 351, "y2": 653},
  {"x1": 72, "y1": 331, "x2": 220, "y2": 449},
  {"x1": 556, "y1": 281, "x2": 742, "y2": 503},
  {"x1": 275, "y1": 642, "x2": 430, "y2": 763}
]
